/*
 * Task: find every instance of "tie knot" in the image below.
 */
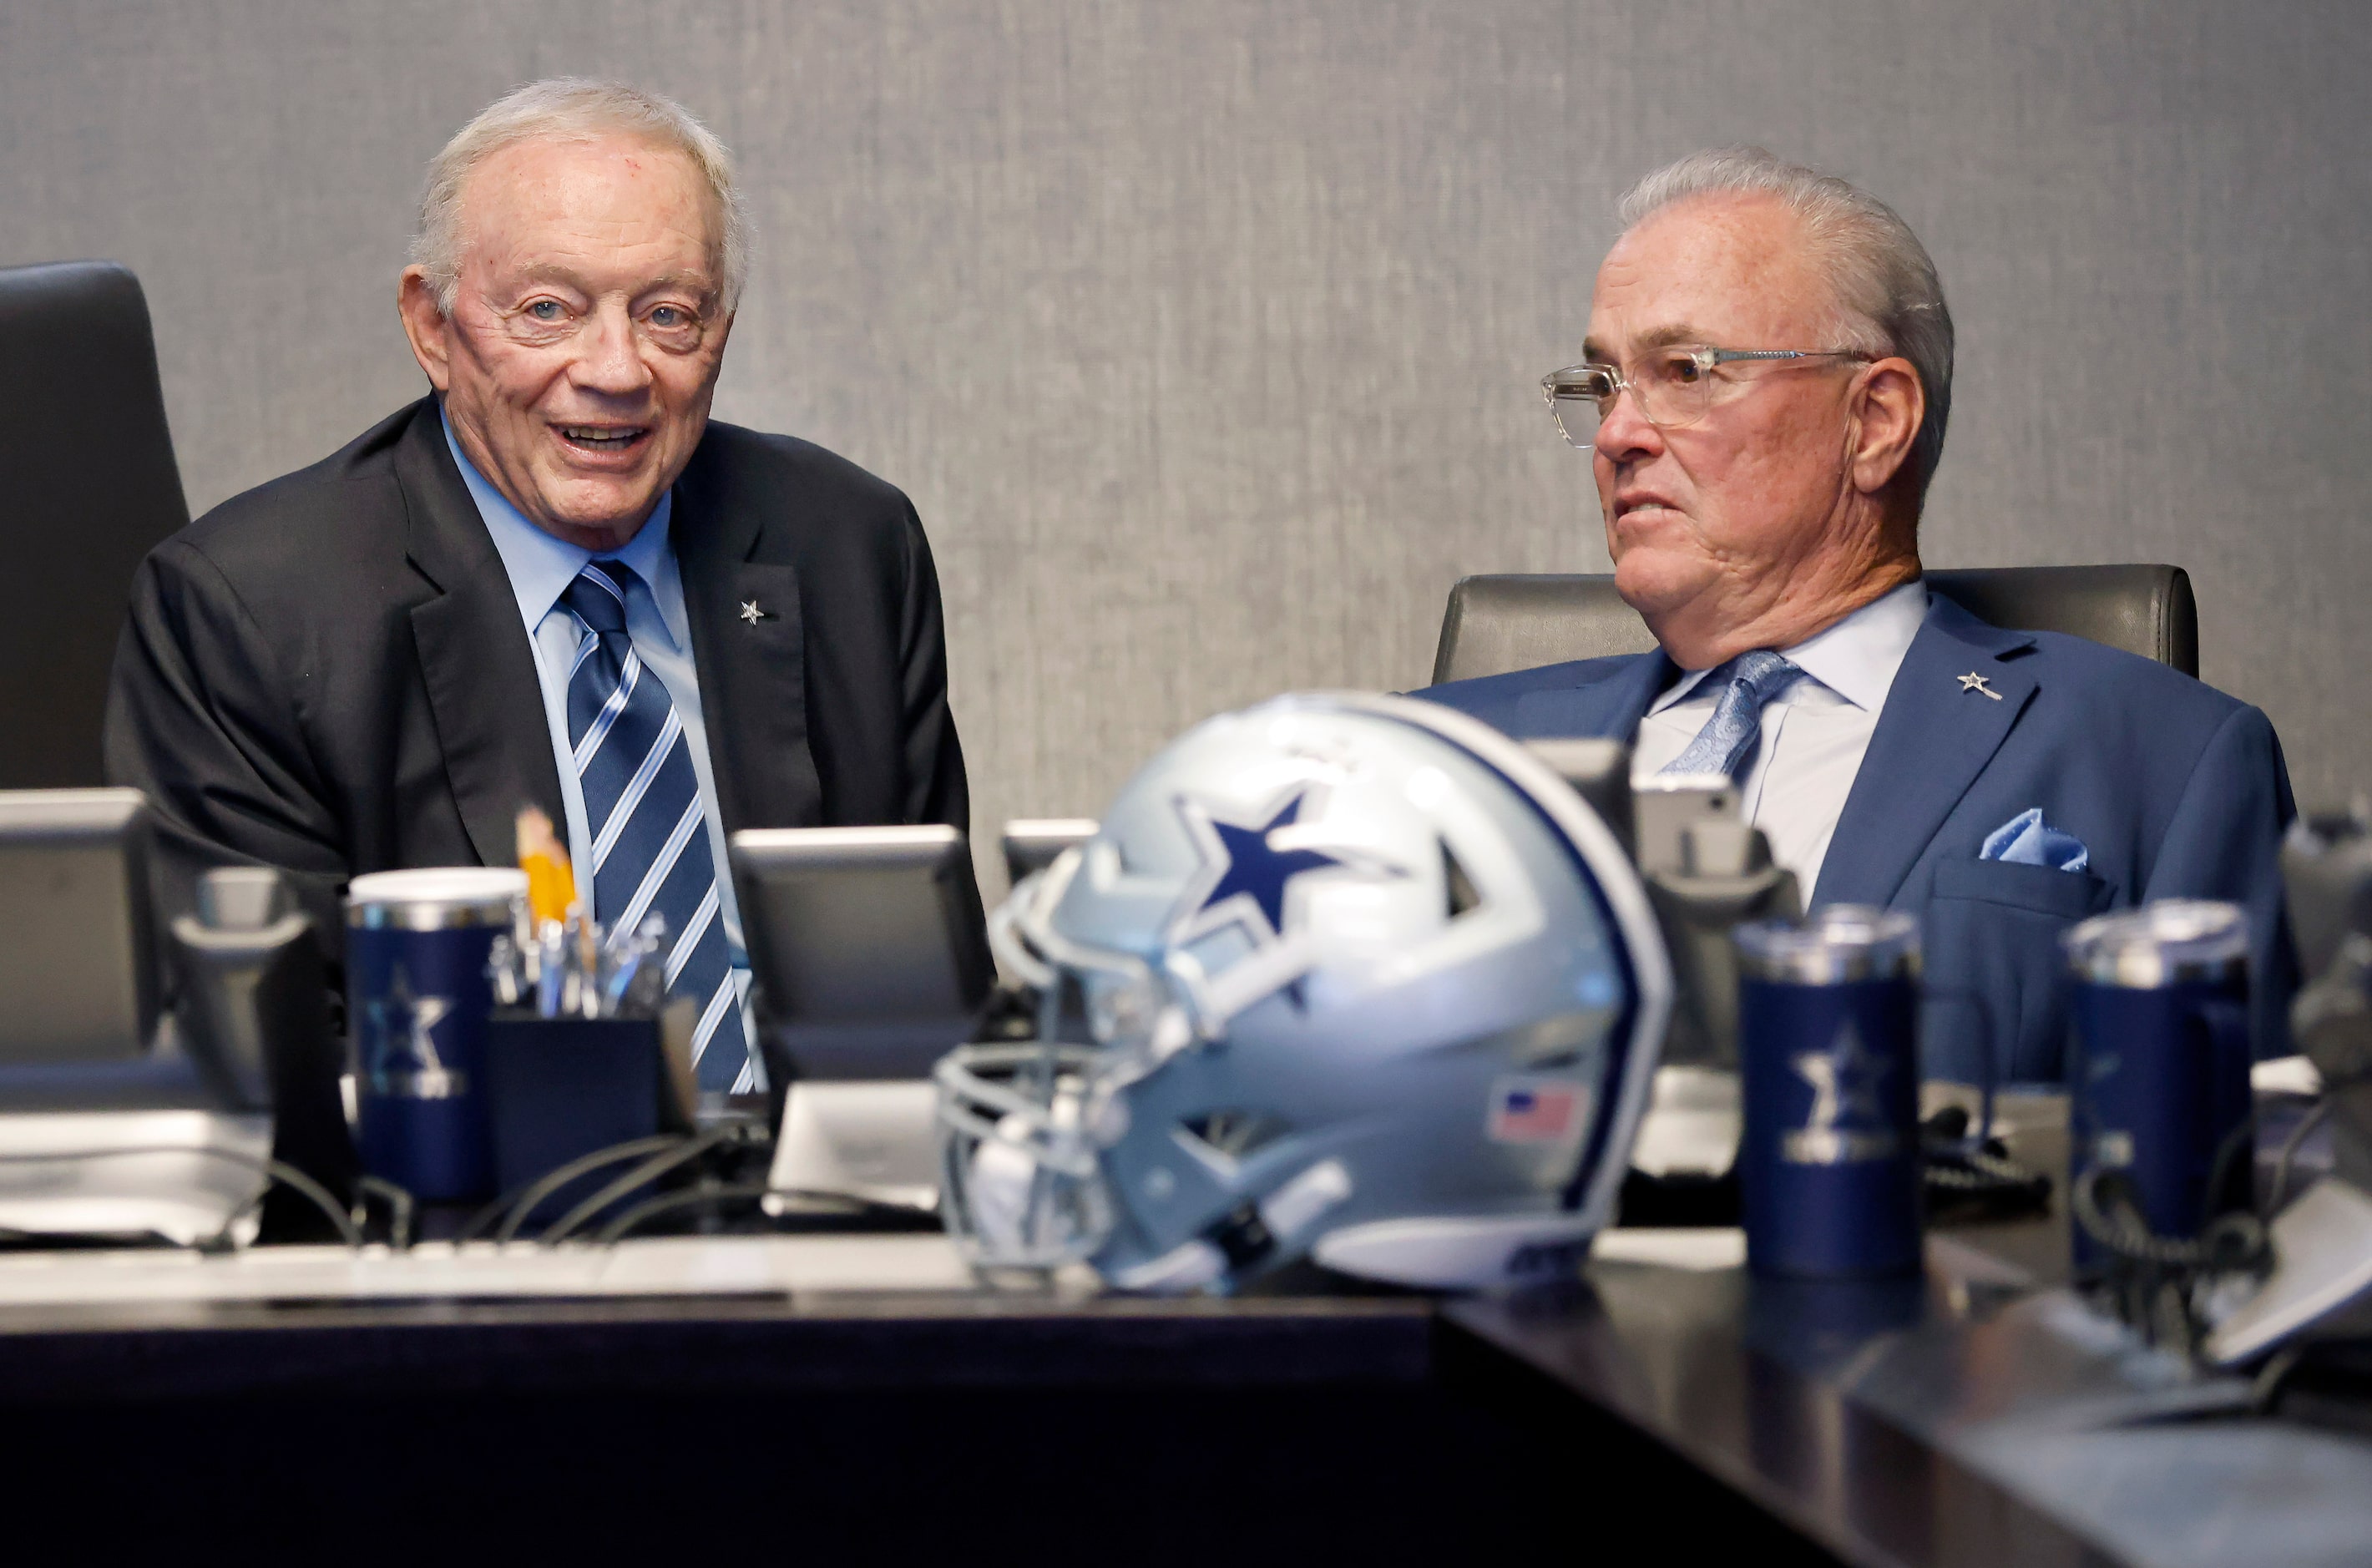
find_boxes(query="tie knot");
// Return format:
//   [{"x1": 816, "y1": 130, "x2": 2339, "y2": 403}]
[
  {"x1": 1653, "y1": 649, "x2": 1807, "y2": 781},
  {"x1": 1716, "y1": 649, "x2": 1803, "y2": 705},
  {"x1": 562, "y1": 560, "x2": 638, "y2": 636}
]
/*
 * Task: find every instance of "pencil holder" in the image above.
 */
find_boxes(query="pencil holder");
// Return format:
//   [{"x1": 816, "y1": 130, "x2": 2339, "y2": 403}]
[{"x1": 483, "y1": 1013, "x2": 669, "y2": 1230}]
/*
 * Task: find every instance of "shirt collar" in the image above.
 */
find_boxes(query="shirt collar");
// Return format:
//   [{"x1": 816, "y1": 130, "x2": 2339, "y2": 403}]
[
  {"x1": 1651, "y1": 578, "x2": 1929, "y2": 714},
  {"x1": 440, "y1": 407, "x2": 679, "y2": 649}
]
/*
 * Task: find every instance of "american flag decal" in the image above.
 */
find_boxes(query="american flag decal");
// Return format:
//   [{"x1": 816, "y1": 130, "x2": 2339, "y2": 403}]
[{"x1": 1488, "y1": 1077, "x2": 1585, "y2": 1145}]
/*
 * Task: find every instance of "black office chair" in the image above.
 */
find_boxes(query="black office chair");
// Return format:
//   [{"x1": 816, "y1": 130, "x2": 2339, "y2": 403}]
[
  {"x1": 0, "y1": 260, "x2": 190, "y2": 787},
  {"x1": 1430, "y1": 565, "x2": 2199, "y2": 685}
]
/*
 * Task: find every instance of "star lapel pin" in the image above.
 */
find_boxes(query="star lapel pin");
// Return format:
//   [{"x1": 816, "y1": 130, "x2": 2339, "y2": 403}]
[
  {"x1": 1955, "y1": 670, "x2": 2002, "y2": 701},
  {"x1": 739, "y1": 599, "x2": 768, "y2": 626}
]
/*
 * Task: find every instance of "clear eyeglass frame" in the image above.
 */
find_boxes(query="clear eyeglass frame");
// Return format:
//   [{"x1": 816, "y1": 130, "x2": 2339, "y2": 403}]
[{"x1": 1541, "y1": 346, "x2": 1869, "y2": 448}]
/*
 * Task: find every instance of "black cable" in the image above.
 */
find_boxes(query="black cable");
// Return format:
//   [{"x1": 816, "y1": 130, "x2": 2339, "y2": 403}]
[
  {"x1": 2067, "y1": 1107, "x2": 2291, "y2": 1359},
  {"x1": 2251, "y1": 1343, "x2": 2308, "y2": 1413},
  {"x1": 2204, "y1": 1113, "x2": 2259, "y2": 1222},
  {"x1": 588, "y1": 1181, "x2": 780, "y2": 1245},
  {"x1": 220, "y1": 1161, "x2": 362, "y2": 1251},
  {"x1": 1919, "y1": 1102, "x2": 2049, "y2": 1208},
  {"x1": 0, "y1": 1143, "x2": 362, "y2": 1249},
  {"x1": 2069, "y1": 1111, "x2": 2268, "y2": 1265},
  {"x1": 478, "y1": 1134, "x2": 689, "y2": 1245},
  {"x1": 537, "y1": 1126, "x2": 738, "y2": 1247},
  {"x1": 2267, "y1": 1100, "x2": 2331, "y2": 1213},
  {"x1": 1924, "y1": 1144, "x2": 2046, "y2": 1191},
  {"x1": 242, "y1": 1160, "x2": 362, "y2": 1250},
  {"x1": 352, "y1": 1176, "x2": 415, "y2": 1252},
  {"x1": 2071, "y1": 1166, "x2": 2197, "y2": 1266},
  {"x1": 2071, "y1": 1166, "x2": 2268, "y2": 1272},
  {"x1": 457, "y1": 1191, "x2": 513, "y2": 1244}
]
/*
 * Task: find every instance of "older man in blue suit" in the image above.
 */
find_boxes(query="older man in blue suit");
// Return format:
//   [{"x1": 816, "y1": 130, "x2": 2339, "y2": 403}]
[{"x1": 1420, "y1": 149, "x2": 2294, "y2": 1083}]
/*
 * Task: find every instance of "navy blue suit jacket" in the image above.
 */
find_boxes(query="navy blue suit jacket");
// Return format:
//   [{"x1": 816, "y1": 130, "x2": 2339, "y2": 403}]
[{"x1": 1418, "y1": 592, "x2": 2297, "y2": 1083}]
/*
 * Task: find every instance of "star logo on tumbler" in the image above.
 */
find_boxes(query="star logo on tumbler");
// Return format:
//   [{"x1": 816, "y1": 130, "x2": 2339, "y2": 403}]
[
  {"x1": 1782, "y1": 1021, "x2": 1899, "y2": 1165},
  {"x1": 362, "y1": 964, "x2": 466, "y2": 1100}
]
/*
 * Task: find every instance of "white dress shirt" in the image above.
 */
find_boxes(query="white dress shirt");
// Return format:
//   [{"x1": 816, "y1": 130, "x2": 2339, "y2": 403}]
[
  {"x1": 1631, "y1": 580, "x2": 1929, "y2": 898},
  {"x1": 441, "y1": 414, "x2": 753, "y2": 1001}
]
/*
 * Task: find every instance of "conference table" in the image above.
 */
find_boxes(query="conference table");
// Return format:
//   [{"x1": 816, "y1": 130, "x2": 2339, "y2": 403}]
[{"x1": 0, "y1": 1100, "x2": 2366, "y2": 1565}]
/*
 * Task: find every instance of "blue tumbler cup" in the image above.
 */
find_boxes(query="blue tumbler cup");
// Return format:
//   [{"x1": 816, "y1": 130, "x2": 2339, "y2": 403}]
[
  {"x1": 346, "y1": 867, "x2": 525, "y2": 1201},
  {"x1": 2065, "y1": 900, "x2": 2252, "y2": 1277},
  {"x1": 1737, "y1": 906, "x2": 1924, "y2": 1278}
]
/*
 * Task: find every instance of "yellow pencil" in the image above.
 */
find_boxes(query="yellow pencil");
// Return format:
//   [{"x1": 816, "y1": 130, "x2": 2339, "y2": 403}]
[{"x1": 515, "y1": 806, "x2": 578, "y2": 925}]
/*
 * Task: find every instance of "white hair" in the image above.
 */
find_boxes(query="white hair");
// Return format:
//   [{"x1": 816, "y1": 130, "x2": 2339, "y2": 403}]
[
  {"x1": 410, "y1": 78, "x2": 751, "y2": 316},
  {"x1": 1618, "y1": 147, "x2": 1955, "y2": 503}
]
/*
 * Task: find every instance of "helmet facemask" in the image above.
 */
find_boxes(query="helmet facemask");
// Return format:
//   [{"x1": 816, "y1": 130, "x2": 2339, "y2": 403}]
[{"x1": 938, "y1": 853, "x2": 1307, "y2": 1283}]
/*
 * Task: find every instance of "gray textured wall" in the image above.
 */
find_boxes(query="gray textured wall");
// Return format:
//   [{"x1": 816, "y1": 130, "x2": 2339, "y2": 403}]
[{"x1": 6, "y1": 1, "x2": 2366, "y2": 888}]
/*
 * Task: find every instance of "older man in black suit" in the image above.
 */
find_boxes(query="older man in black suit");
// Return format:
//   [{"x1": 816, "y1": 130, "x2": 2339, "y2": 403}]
[{"x1": 105, "y1": 79, "x2": 979, "y2": 1091}]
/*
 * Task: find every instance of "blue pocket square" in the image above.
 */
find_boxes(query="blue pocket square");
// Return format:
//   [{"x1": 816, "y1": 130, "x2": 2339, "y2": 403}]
[{"x1": 1980, "y1": 807, "x2": 2089, "y2": 873}]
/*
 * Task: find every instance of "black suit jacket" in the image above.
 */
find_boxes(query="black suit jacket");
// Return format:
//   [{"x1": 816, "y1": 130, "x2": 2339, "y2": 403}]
[{"x1": 105, "y1": 396, "x2": 981, "y2": 957}]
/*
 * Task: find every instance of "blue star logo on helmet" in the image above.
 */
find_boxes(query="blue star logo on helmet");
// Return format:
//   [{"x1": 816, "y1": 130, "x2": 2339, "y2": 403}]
[{"x1": 1170, "y1": 785, "x2": 1399, "y2": 946}]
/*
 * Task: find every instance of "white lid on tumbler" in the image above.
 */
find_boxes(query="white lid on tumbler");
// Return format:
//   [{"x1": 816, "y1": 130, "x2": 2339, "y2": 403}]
[
  {"x1": 2064, "y1": 898, "x2": 2247, "y2": 988},
  {"x1": 346, "y1": 867, "x2": 527, "y2": 929},
  {"x1": 1732, "y1": 904, "x2": 1919, "y2": 984}
]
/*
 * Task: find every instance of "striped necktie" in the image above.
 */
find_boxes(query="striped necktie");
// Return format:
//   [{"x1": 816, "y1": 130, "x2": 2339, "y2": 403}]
[
  {"x1": 561, "y1": 560, "x2": 752, "y2": 1091},
  {"x1": 1657, "y1": 650, "x2": 1806, "y2": 781}
]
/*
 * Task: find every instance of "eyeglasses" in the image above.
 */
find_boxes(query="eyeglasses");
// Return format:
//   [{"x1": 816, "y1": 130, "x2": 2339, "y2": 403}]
[{"x1": 1541, "y1": 346, "x2": 1870, "y2": 447}]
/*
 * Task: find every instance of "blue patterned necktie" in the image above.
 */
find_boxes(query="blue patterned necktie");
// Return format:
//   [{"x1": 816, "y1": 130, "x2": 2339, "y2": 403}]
[
  {"x1": 1657, "y1": 650, "x2": 1807, "y2": 780},
  {"x1": 561, "y1": 561, "x2": 752, "y2": 1091}
]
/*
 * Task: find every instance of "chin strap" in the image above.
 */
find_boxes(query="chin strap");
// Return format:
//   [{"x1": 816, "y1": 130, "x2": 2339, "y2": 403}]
[
  {"x1": 1103, "y1": 1161, "x2": 1357, "y2": 1296},
  {"x1": 1106, "y1": 1237, "x2": 1230, "y2": 1293},
  {"x1": 1208, "y1": 1201, "x2": 1278, "y2": 1272}
]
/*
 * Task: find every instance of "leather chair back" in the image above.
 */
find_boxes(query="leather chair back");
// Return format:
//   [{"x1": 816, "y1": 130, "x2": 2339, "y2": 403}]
[
  {"x1": 1430, "y1": 564, "x2": 2198, "y2": 685},
  {"x1": 0, "y1": 261, "x2": 190, "y2": 786}
]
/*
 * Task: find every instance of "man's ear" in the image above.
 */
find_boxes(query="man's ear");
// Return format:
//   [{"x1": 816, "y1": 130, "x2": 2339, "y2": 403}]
[
  {"x1": 1848, "y1": 357, "x2": 1924, "y2": 497},
  {"x1": 397, "y1": 266, "x2": 453, "y2": 392}
]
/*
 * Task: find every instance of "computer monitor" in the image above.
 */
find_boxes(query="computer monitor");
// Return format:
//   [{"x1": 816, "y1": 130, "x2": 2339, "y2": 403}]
[
  {"x1": 0, "y1": 789, "x2": 157, "y2": 1065},
  {"x1": 731, "y1": 826, "x2": 993, "y2": 1213},
  {"x1": 1522, "y1": 740, "x2": 1633, "y2": 857},
  {"x1": 729, "y1": 825, "x2": 992, "y2": 1082},
  {"x1": 999, "y1": 818, "x2": 1097, "y2": 888}
]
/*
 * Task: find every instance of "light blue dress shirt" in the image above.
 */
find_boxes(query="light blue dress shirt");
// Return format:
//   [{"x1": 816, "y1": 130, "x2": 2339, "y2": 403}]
[
  {"x1": 1632, "y1": 579, "x2": 1929, "y2": 896},
  {"x1": 440, "y1": 413, "x2": 753, "y2": 999}
]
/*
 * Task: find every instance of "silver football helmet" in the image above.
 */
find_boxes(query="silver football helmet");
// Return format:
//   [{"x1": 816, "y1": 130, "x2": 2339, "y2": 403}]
[{"x1": 935, "y1": 692, "x2": 1671, "y2": 1293}]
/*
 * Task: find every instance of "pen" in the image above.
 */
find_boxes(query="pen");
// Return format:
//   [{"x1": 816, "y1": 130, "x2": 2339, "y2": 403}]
[{"x1": 537, "y1": 918, "x2": 567, "y2": 1017}]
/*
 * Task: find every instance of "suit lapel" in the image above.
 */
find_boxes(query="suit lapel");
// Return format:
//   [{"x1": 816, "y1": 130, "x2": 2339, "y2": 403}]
[
  {"x1": 672, "y1": 447, "x2": 822, "y2": 833},
  {"x1": 395, "y1": 402, "x2": 565, "y2": 868},
  {"x1": 1813, "y1": 594, "x2": 2038, "y2": 908},
  {"x1": 1510, "y1": 651, "x2": 1675, "y2": 740}
]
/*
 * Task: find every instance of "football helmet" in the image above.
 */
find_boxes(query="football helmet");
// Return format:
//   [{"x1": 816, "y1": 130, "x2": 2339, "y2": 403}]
[{"x1": 934, "y1": 691, "x2": 1671, "y2": 1292}]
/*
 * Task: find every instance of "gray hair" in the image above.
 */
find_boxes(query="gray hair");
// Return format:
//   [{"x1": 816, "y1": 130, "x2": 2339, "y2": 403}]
[
  {"x1": 410, "y1": 78, "x2": 751, "y2": 316},
  {"x1": 1617, "y1": 147, "x2": 1954, "y2": 504}
]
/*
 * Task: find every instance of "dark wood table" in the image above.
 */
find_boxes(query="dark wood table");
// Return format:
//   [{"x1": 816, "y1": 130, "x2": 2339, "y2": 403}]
[{"x1": 0, "y1": 1112, "x2": 2366, "y2": 1566}]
